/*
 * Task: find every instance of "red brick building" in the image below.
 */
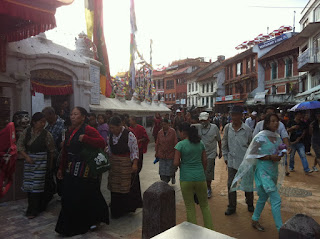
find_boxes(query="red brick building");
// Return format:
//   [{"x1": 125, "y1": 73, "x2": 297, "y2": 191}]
[
  {"x1": 218, "y1": 49, "x2": 258, "y2": 109},
  {"x1": 258, "y1": 34, "x2": 300, "y2": 105},
  {"x1": 162, "y1": 58, "x2": 209, "y2": 108}
]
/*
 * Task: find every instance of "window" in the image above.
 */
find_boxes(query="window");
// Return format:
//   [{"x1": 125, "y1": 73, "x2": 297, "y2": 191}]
[
  {"x1": 202, "y1": 84, "x2": 205, "y2": 93},
  {"x1": 236, "y1": 62, "x2": 242, "y2": 76},
  {"x1": 160, "y1": 79, "x2": 164, "y2": 89},
  {"x1": 188, "y1": 84, "x2": 191, "y2": 92},
  {"x1": 303, "y1": 18, "x2": 309, "y2": 29},
  {"x1": 173, "y1": 93, "x2": 175, "y2": 101},
  {"x1": 195, "y1": 83, "x2": 198, "y2": 91},
  {"x1": 165, "y1": 94, "x2": 168, "y2": 99},
  {"x1": 228, "y1": 84, "x2": 233, "y2": 95},
  {"x1": 271, "y1": 62, "x2": 278, "y2": 80},
  {"x1": 195, "y1": 97, "x2": 198, "y2": 106},
  {"x1": 226, "y1": 67, "x2": 229, "y2": 80},
  {"x1": 169, "y1": 93, "x2": 172, "y2": 101},
  {"x1": 246, "y1": 80, "x2": 250, "y2": 93},
  {"x1": 247, "y1": 59, "x2": 251, "y2": 73},
  {"x1": 192, "y1": 82, "x2": 194, "y2": 92},
  {"x1": 202, "y1": 97, "x2": 205, "y2": 106},
  {"x1": 313, "y1": 33, "x2": 320, "y2": 58},
  {"x1": 207, "y1": 83, "x2": 209, "y2": 93},
  {"x1": 211, "y1": 82, "x2": 214, "y2": 92},
  {"x1": 271, "y1": 85, "x2": 277, "y2": 95},
  {"x1": 166, "y1": 80, "x2": 174, "y2": 89},
  {"x1": 285, "y1": 59, "x2": 293, "y2": 77},
  {"x1": 286, "y1": 83, "x2": 291, "y2": 94},
  {"x1": 315, "y1": 5, "x2": 320, "y2": 22}
]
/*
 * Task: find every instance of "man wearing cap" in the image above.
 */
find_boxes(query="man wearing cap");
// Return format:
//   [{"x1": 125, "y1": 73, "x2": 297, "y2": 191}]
[
  {"x1": 222, "y1": 105, "x2": 254, "y2": 216},
  {"x1": 193, "y1": 112, "x2": 222, "y2": 198},
  {"x1": 245, "y1": 111, "x2": 257, "y2": 132}
]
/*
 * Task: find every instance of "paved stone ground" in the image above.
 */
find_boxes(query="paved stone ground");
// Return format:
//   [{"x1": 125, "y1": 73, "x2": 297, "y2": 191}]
[
  {"x1": 0, "y1": 143, "x2": 183, "y2": 239},
  {"x1": 1, "y1": 141, "x2": 320, "y2": 239}
]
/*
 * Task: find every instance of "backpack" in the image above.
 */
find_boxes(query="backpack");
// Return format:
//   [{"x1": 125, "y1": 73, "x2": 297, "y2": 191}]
[{"x1": 0, "y1": 122, "x2": 17, "y2": 198}]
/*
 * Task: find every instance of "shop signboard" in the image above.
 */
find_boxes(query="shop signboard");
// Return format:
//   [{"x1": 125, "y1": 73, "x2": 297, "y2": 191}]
[
  {"x1": 258, "y1": 34, "x2": 288, "y2": 49},
  {"x1": 89, "y1": 64, "x2": 100, "y2": 105}
]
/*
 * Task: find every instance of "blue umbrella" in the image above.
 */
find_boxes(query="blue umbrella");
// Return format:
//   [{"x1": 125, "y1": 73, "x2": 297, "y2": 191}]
[{"x1": 290, "y1": 101, "x2": 320, "y2": 111}]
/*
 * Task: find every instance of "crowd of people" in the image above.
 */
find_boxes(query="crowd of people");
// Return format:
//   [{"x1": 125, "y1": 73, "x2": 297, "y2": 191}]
[
  {"x1": 1, "y1": 101, "x2": 320, "y2": 236},
  {"x1": 154, "y1": 105, "x2": 320, "y2": 232},
  {"x1": 11, "y1": 104, "x2": 150, "y2": 236}
]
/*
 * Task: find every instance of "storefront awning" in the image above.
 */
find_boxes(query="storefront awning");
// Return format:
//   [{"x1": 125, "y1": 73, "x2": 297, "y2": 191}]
[{"x1": 295, "y1": 85, "x2": 320, "y2": 100}]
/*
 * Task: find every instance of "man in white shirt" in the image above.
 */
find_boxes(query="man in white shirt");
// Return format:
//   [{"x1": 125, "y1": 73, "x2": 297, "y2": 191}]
[
  {"x1": 193, "y1": 112, "x2": 222, "y2": 198},
  {"x1": 245, "y1": 111, "x2": 257, "y2": 132},
  {"x1": 222, "y1": 106, "x2": 253, "y2": 216}
]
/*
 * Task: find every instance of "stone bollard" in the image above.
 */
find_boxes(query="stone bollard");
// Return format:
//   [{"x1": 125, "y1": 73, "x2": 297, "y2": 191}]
[
  {"x1": 142, "y1": 181, "x2": 176, "y2": 239},
  {"x1": 279, "y1": 214, "x2": 320, "y2": 239}
]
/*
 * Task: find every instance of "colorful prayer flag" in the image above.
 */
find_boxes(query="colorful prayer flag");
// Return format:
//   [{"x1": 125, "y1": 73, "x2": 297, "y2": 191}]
[{"x1": 84, "y1": 0, "x2": 112, "y2": 97}]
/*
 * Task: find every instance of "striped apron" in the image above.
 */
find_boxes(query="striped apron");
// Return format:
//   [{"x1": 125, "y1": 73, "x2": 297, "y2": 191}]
[
  {"x1": 108, "y1": 155, "x2": 132, "y2": 194},
  {"x1": 22, "y1": 152, "x2": 47, "y2": 193}
]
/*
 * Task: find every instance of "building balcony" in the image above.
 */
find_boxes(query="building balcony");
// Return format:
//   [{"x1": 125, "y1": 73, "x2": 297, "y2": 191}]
[{"x1": 298, "y1": 48, "x2": 320, "y2": 72}]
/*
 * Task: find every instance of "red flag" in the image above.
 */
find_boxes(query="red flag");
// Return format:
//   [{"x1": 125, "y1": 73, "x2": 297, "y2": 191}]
[{"x1": 91, "y1": 0, "x2": 112, "y2": 97}]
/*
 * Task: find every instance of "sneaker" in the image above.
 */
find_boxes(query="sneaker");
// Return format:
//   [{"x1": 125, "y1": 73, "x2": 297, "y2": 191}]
[
  {"x1": 306, "y1": 152, "x2": 312, "y2": 156},
  {"x1": 313, "y1": 166, "x2": 319, "y2": 172},
  {"x1": 289, "y1": 168, "x2": 295, "y2": 172},
  {"x1": 207, "y1": 189, "x2": 212, "y2": 198},
  {"x1": 252, "y1": 220, "x2": 265, "y2": 232},
  {"x1": 305, "y1": 169, "x2": 314, "y2": 175}
]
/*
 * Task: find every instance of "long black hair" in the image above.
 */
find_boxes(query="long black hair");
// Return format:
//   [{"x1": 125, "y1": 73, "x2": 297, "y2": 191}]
[
  {"x1": 263, "y1": 113, "x2": 279, "y2": 131},
  {"x1": 31, "y1": 112, "x2": 45, "y2": 127},
  {"x1": 74, "y1": 107, "x2": 88, "y2": 117},
  {"x1": 179, "y1": 122, "x2": 201, "y2": 144},
  {"x1": 109, "y1": 116, "x2": 122, "y2": 126}
]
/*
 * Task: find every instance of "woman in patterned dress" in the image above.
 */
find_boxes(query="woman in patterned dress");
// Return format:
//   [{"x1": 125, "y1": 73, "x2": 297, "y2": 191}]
[
  {"x1": 17, "y1": 112, "x2": 55, "y2": 219},
  {"x1": 108, "y1": 116, "x2": 141, "y2": 218},
  {"x1": 55, "y1": 107, "x2": 109, "y2": 236}
]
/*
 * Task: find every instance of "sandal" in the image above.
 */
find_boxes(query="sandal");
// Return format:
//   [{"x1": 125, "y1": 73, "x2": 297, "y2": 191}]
[{"x1": 252, "y1": 220, "x2": 265, "y2": 232}]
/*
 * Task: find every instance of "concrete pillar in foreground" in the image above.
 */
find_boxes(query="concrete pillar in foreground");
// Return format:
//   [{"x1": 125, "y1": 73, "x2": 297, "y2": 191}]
[
  {"x1": 142, "y1": 181, "x2": 176, "y2": 239},
  {"x1": 279, "y1": 214, "x2": 320, "y2": 239}
]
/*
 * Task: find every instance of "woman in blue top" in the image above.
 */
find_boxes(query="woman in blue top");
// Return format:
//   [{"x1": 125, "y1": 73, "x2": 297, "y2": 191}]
[
  {"x1": 174, "y1": 122, "x2": 213, "y2": 230},
  {"x1": 231, "y1": 113, "x2": 286, "y2": 232}
]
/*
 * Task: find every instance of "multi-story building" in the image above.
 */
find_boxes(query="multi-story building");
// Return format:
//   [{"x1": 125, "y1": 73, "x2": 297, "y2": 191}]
[
  {"x1": 152, "y1": 70, "x2": 165, "y2": 100},
  {"x1": 186, "y1": 56, "x2": 225, "y2": 111},
  {"x1": 258, "y1": 34, "x2": 300, "y2": 106},
  {"x1": 163, "y1": 58, "x2": 209, "y2": 108},
  {"x1": 218, "y1": 49, "x2": 258, "y2": 111},
  {"x1": 295, "y1": 0, "x2": 320, "y2": 101}
]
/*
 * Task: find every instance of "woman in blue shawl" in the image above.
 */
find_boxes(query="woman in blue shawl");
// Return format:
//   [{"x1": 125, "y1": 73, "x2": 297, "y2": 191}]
[{"x1": 231, "y1": 113, "x2": 287, "y2": 232}]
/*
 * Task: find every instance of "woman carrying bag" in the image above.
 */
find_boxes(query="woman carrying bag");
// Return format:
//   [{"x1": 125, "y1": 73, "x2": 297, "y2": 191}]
[
  {"x1": 55, "y1": 107, "x2": 109, "y2": 237},
  {"x1": 231, "y1": 113, "x2": 287, "y2": 232}
]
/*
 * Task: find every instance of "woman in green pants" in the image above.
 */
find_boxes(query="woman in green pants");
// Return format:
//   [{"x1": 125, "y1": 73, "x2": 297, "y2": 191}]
[{"x1": 174, "y1": 122, "x2": 213, "y2": 230}]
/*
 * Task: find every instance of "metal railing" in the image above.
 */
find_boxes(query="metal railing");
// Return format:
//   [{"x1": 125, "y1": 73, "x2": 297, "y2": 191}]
[{"x1": 298, "y1": 47, "x2": 320, "y2": 69}]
